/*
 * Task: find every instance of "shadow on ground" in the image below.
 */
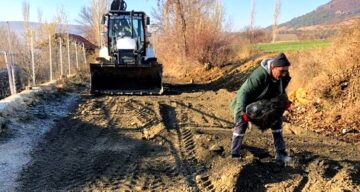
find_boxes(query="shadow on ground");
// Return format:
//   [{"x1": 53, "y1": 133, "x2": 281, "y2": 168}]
[{"x1": 234, "y1": 149, "x2": 360, "y2": 192}]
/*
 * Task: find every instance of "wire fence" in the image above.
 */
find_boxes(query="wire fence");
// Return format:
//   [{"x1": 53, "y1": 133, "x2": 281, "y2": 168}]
[{"x1": 0, "y1": 32, "x2": 90, "y2": 99}]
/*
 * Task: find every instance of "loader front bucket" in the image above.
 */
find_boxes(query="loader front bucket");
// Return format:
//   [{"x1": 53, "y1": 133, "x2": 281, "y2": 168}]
[{"x1": 90, "y1": 63, "x2": 163, "y2": 95}]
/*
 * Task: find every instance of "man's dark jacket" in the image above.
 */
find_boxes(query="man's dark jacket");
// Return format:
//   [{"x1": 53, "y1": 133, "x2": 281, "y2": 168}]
[{"x1": 230, "y1": 59, "x2": 291, "y2": 122}]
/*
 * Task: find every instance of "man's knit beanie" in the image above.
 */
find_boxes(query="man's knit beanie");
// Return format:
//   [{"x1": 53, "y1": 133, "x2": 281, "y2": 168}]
[{"x1": 272, "y1": 53, "x2": 291, "y2": 67}]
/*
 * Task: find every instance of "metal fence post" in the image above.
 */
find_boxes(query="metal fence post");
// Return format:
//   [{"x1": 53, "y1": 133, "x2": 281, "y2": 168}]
[
  {"x1": 59, "y1": 37, "x2": 63, "y2": 78},
  {"x1": 49, "y1": 34, "x2": 53, "y2": 81},
  {"x1": 74, "y1": 43, "x2": 79, "y2": 70},
  {"x1": 67, "y1": 34, "x2": 71, "y2": 76},
  {"x1": 82, "y1": 43, "x2": 87, "y2": 66},
  {"x1": 11, "y1": 64, "x2": 16, "y2": 93},
  {"x1": 30, "y1": 30, "x2": 36, "y2": 86}
]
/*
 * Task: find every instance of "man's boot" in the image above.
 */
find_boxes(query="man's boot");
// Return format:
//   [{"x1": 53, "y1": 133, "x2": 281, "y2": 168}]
[
  {"x1": 275, "y1": 149, "x2": 291, "y2": 162},
  {"x1": 272, "y1": 120, "x2": 291, "y2": 163},
  {"x1": 231, "y1": 134, "x2": 244, "y2": 158}
]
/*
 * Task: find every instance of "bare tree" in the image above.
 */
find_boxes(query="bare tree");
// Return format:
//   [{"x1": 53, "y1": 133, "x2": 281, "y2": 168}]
[
  {"x1": 272, "y1": 0, "x2": 280, "y2": 43},
  {"x1": 20, "y1": 0, "x2": 33, "y2": 85},
  {"x1": 0, "y1": 27, "x2": 11, "y2": 68},
  {"x1": 93, "y1": 0, "x2": 108, "y2": 46},
  {"x1": 37, "y1": 8, "x2": 43, "y2": 24},
  {"x1": 0, "y1": 27, "x2": 21, "y2": 67},
  {"x1": 153, "y1": 0, "x2": 231, "y2": 71},
  {"x1": 22, "y1": 1, "x2": 31, "y2": 49},
  {"x1": 55, "y1": 5, "x2": 69, "y2": 33},
  {"x1": 77, "y1": 6, "x2": 94, "y2": 44},
  {"x1": 160, "y1": 0, "x2": 189, "y2": 56},
  {"x1": 249, "y1": 0, "x2": 255, "y2": 44},
  {"x1": 174, "y1": 0, "x2": 188, "y2": 56},
  {"x1": 36, "y1": 8, "x2": 47, "y2": 43},
  {"x1": 78, "y1": 0, "x2": 108, "y2": 46}
]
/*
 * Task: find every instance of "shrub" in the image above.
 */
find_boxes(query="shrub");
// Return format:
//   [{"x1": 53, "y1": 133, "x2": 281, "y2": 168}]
[
  {"x1": 288, "y1": 19, "x2": 360, "y2": 140},
  {"x1": 152, "y1": 0, "x2": 233, "y2": 77}
]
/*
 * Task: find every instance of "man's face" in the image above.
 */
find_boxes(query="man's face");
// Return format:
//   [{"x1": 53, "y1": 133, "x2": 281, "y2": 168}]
[{"x1": 271, "y1": 65, "x2": 289, "y2": 80}]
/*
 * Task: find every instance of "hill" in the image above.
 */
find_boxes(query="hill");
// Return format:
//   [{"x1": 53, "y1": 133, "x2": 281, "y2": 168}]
[
  {"x1": 0, "y1": 21, "x2": 83, "y2": 37},
  {"x1": 280, "y1": 0, "x2": 360, "y2": 30}
]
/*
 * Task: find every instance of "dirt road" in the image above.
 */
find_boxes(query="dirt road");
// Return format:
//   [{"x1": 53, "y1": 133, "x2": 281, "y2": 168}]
[{"x1": 14, "y1": 81, "x2": 359, "y2": 191}]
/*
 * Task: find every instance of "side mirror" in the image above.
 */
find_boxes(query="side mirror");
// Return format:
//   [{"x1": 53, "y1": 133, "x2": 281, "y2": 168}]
[
  {"x1": 146, "y1": 17, "x2": 150, "y2": 25},
  {"x1": 101, "y1": 15, "x2": 106, "y2": 25}
]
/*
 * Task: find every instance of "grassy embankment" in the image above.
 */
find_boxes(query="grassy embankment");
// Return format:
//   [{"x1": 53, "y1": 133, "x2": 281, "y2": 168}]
[{"x1": 254, "y1": 40, "x2": 331, "y2": 52}]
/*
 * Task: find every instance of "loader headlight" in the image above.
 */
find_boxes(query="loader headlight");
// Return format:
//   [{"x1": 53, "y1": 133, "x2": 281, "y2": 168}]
[{"x1": 118, "y1": 32, "x2": 125, "y2": 38}]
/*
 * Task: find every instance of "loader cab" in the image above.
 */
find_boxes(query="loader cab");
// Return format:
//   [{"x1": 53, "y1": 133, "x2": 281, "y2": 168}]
[{"x1": 106, "y1": 11, "x2": 148, "y2": 56}]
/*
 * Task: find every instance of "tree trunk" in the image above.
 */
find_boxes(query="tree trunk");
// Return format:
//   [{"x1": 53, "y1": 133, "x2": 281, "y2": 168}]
[{"x1": 175, "y1": 0, "x2": 188, "y2": 56}]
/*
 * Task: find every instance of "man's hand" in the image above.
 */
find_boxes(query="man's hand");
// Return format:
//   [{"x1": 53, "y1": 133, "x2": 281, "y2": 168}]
[
  {"x1": 241, "y1": 113, "x2": 249, "y2": 123},
  {"x1": 285, "y1": 101, "x2": 292, "y2": 110}
]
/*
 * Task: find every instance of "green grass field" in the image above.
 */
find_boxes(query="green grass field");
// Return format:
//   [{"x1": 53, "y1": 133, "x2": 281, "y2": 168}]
[{"x1": 254, "y1": 40, "x2": 331, "y2": 52}]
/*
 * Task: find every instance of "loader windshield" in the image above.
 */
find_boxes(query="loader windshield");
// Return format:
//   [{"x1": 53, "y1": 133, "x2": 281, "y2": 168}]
[
  {"x1": 108, "y1": 15, "x2": 145, "y2": 49},
  {"x1": 110, "y1": 17, "x2": 132, "y2": 37}
]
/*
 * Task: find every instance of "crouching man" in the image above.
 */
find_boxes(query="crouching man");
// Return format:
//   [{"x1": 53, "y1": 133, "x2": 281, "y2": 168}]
[{"x1": 230, "y1": 53, "x2": 292, "y2": 162}]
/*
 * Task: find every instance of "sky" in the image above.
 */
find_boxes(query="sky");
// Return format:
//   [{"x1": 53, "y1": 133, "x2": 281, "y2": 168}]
[{"x1": 0, "y1": 0, "x2": 331, "y2": 31}]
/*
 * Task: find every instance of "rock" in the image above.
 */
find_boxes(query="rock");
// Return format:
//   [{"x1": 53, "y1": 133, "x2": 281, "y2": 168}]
[
  {"x1": 195, "y1": 175, "x2": 202, "y2": 183},
  {"x1": 195, "y1": 174, "x2": 209, "y2": 184},
  {"x1": 204, "y1": 62, "x2": 212, "y2": 70},
  {"x1": 334, "y1": 115, "x2": 341, "y2": 122},
  {"x1": 201, "y1": 143, "x2": 209, "y2": 149},
  {"x1": 342, "y1": 128, "x2": 348, "y2": 134},
  {"x1": 342, "y1": 128, "x2": 358, "y2": 134},
  {"x1": 170, "y1": 102, "x2": 177, "y2": 107},
  {"x1": 210, "y1": 145, "x2": 224, "y2": 153},
  {"x1": 195, "y1": 129, "x2": 205, "y2": 134},
  {"x1": 212, "y1": 135, "x2": 220, "y2": 140}
]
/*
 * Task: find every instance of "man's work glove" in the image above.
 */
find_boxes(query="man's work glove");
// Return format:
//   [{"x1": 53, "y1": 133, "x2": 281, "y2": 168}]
[
  {"x1": 241, "y1": 113, "x2": 249, "y2": 123},
  {"x1": 284, "y1": 101, "x2": 292, "y2": 111}
]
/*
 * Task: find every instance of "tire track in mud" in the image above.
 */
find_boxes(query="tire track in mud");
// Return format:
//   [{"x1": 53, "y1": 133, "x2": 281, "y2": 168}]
[
  {"x1": 68, "y1": 153, "x2": 133, "y2": 191},
  {"x1": 158, "y1": 103, "x2": 216, "y2": 191},
  {"x1": 181, "y1": 128, "x2": 215, "y2": 191},
  {"x1": 19, "y1": 95, "x2": 203, "y2": 191},
  {"x1": 78, "y1": 97, "x2": 176, "y2": 191}
]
